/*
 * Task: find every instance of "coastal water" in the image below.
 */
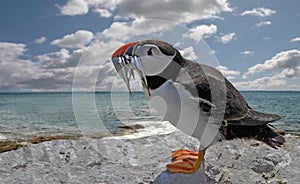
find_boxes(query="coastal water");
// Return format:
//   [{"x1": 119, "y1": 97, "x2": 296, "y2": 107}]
[
  {"x1": 0, "y1": 91, "x2": 299, "y2": 141},
  {"x1": 242, "y1": 91, "x2": 300, "y2": 134}
]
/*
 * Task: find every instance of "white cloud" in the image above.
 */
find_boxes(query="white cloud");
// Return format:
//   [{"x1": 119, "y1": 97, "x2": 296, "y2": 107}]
[
  {"x1": 100, "y1": 19, "x2": 173, "y2": 41},
  {"x1": 0, "y1": 47, "x2": 59, "y2": 91},
  {"x1": 86, "y1": 0, "x2": 120, "y2": 10},
  {"x1": 58, "y1": 0, "x2": 89, "y2": 16},
  {"x1": 238, "y1": 49, "x2": 300, "y2": 90},
  {"x1": 255, "y1": 21, "x2": 272, "y2": 27},
  {"x1": 234, "y1": 76, "x2": 286, "y2": 90},
  {"x1": 218, "y1": 32, "x2": 236, "y2": 44},
  {"x1": 216, "y1": 65, "x2": 240, "y2": 79},
  {"x1": 34, "y1": 37, "x2": 47, "y2": 44},
  {"x1": 276, "y1": 67, "x2": 300, "y2": 79},
  {"x1": 180, "y1": 47, "x2": 198, "y2": 61},
  {"x1": 291, "y1": 37, "x2": 300, "y2": 43},
  {"x1": 263, "y1": 37, "x2": 271, "y2": 40},
  {"x1": 51, "y1": 30, "x2": 94, "y2": 49},
  {"x1": 58, "y1": 0, "x2": 232, "y2": 22},
  {"x1": 246, "y1": 49, "x2": 300, "y2": 75},
  {"x1": 0, "y1": 40, "x2": 125, "y2": 91},
  {"x1": 117, "y1": 0, "x2": 232, "y2": 24},
  {"x1": 93, "y1": 8, "x2": 112, "y2": 17},
  {"x1": 241, "y1": 50, "x2": 254, "y2": 56},
  {"x1": 0, "y1": 42, "x2": 26, "y2": 61},
  {"x1": 239, "y1": 65, "x2": 300, "y2": 90},
  {"x1": 183, "y1": 24, "x2": 217, "y2": 43},
  {"x1": 80, "y1": 39, "x2": 124, "y2": 64},
  {"x1": 48, "y1": 40, "x2": 128, "y2": 91},
  {"x1": 288, "y1": 84, "x2": 300, "y2": 89},
  {"x1": 241, "y1": 7, "x2": 276, "y2": 17},
  {"x1": 63, "y1": 39, "x2": 129, "y2": 91},
  {"x1": 0, "y1": 60, "x2": 48, "y2": 90},
  {"x1": 0, "y1": 42, "x2": 60, "y2": 91},
  {"x1": 36, "y1": 49, "x2": 83, "y2": 69},
  {"x1": 58, "y1": 0, "x2": 121, "y2": 17},
  {"x1": 210, "y1": 50, "x2": 217, "y2": 55}
]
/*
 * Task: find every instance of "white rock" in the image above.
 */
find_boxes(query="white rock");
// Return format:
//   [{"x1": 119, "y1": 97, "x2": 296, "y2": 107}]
[{"x1": 0, "y1": 131, "x2": 299, "y2": 184}]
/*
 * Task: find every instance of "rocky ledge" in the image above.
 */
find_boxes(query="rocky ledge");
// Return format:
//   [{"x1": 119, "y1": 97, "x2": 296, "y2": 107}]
[{"x1": 0, "y1": 131, "x2": 299, "y2": 184}]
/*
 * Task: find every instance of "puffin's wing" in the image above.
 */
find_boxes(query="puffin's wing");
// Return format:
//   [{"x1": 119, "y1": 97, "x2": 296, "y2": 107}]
[
  {"x1": 178, "y1": 60, "x2": 280, "y2": 126},
  {"x1": 235, "y1": 109, "x2": 281, "y2": 125},
  {"x1": 223, "y1": 76, "x2": 281, "y2": 125}
]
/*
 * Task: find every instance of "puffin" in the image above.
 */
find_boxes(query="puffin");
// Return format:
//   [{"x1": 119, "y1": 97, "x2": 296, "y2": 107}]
[{"x1": 111, "y1": 40, "x2": 285, "y2": 174}]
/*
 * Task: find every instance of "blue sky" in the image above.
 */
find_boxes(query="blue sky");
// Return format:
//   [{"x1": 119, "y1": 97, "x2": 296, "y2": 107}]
[{"x1": 0, "y1": 0, "x2": 299, "y2": 91}]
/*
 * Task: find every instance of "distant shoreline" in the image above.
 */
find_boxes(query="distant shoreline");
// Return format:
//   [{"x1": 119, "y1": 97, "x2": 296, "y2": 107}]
[{"x1": 0, "y1": 124, "x2": 146, "y2": 153}]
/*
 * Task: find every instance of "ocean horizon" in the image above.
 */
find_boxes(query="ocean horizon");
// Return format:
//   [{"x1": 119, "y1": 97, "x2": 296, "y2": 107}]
[{"x1": 0, "y1": 91, "x2": 299, "y2": 144}]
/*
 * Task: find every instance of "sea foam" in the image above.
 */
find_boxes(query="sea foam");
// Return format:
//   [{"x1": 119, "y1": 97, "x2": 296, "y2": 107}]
[{"x1": 108, "y1": 121, "x2": 178, "y2": 139}]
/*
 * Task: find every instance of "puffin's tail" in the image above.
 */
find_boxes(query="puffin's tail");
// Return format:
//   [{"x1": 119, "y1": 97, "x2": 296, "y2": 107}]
[
  {"x1": 224, "y1": 124, "x2": 286, "y2": 149},
  {"x1": 244, "y1": 109, "x2": 281, "y2": 125},
  {"x1": 255, "y1": 125, "x2": 286, "y2": 149}
]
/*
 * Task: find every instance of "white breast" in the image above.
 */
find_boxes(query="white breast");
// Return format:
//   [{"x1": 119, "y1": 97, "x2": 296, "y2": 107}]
[{"x1": 147, "y1": 80, "x2": 214, "y2": 141}]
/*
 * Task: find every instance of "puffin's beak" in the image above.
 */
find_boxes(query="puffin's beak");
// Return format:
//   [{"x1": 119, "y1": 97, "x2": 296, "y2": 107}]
[
  {"x1": 111, "y1": 42, "x2": 137, "y2": 93},
  {"x1": 112, "y1": 42, "x2": 138, "y2": 59},
  {"x1": 111, "y1": 42, "x2": 150, "y2": 96}
]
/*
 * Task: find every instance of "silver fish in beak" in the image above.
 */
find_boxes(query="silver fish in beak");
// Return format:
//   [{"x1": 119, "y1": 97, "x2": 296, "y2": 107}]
[{"x1": 111, "y1": 42, "x2": 150, "y2": 96}]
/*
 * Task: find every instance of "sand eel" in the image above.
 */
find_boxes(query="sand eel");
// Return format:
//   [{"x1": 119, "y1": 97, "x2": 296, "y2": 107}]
[{"x1": 111, "y1": 40, "x2": 285, "y2": 174}]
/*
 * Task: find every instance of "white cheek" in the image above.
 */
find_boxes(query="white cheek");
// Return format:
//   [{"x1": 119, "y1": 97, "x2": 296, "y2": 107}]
[{"x1": 140, "y1": 56, "x2": 173, "y2": 76}]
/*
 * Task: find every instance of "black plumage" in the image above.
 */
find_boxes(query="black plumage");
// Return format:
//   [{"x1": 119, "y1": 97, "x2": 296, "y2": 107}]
[{"x1": 143, "y1": 40, "x2": 285, "y2": 148}]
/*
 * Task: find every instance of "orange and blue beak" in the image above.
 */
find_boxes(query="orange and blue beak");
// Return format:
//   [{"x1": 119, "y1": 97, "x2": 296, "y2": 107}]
[
  {"x1": 112, "y1": 41, "x2": 138, "y2": 59},
  {"x1": 111, "y1": 42, "x2": 149, "y2": 95}
]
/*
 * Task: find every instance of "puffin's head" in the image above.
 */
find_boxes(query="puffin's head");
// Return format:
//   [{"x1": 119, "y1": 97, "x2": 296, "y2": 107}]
[{"x1": 111, "y1": 40, "x2": 183, "y2": 94}]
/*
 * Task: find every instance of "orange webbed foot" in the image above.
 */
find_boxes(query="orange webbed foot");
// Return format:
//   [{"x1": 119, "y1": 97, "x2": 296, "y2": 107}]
[{"x1": 166, "y1": 149, "x2": 205, "y2": 174}]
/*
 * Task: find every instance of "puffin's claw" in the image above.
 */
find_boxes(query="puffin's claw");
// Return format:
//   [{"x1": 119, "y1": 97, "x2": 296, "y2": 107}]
[{"x1": 166, "y1": 149, "x2": 205, "y2": 174}]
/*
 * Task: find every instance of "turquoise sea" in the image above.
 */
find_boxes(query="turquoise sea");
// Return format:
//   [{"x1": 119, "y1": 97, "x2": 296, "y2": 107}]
[{"x1": 0, "y1": 91, "x2": 299, "y2": 141}]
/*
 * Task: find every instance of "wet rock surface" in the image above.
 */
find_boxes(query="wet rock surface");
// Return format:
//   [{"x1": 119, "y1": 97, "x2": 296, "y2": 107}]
[{"x1": 0, "y1": 131, "x2": 299, "y2": 184}]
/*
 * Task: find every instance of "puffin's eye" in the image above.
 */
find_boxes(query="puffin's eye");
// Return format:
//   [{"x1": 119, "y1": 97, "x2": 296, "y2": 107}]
[{"x1": 147, "y1": 48, "x2": 153, "y2": 56}]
